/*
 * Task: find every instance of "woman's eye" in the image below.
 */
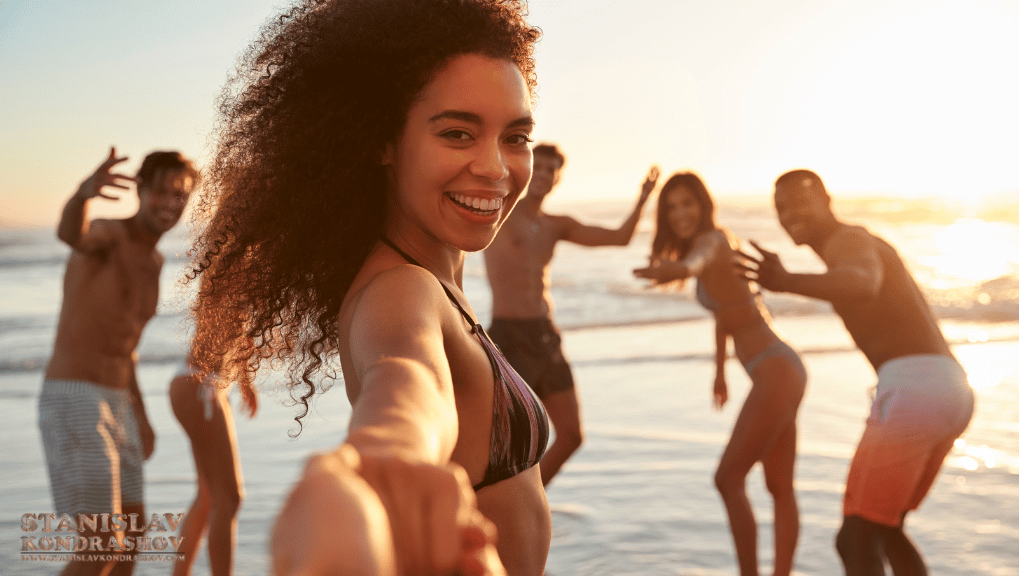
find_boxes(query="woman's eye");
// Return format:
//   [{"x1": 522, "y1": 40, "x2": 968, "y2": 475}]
[
  {"x1": 441, "y1": 130, "x2": 472, "y2": 141},
  {"x1": 506, "y1": 133, "x2": 534, "y2": 146}
]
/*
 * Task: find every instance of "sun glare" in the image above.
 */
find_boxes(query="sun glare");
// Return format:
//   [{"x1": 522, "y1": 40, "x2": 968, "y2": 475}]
[{"x1": 925, "y1": 220, "x2": 1018, "y2": 287}]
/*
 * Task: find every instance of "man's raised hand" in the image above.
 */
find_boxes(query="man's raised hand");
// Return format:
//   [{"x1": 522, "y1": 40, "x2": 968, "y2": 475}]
[{"x1": 76, "y1": 147, "x2": 137, "y2": 201}]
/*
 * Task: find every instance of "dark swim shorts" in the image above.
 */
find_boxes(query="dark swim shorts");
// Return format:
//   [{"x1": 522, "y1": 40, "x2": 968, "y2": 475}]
[{"x1": 488, "y1": 317, "x2": 575, "y2": 399}]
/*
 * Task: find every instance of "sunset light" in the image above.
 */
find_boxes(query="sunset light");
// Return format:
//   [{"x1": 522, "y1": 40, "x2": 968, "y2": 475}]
[
  {"x1": 0, "y1": 1, "x2": 1017, "y2": 574},
  {"x1": 928, "y1": 220, "x2": 1019, "y2": 286},
  {"x1": 1, "y1": 0, "x2": 1018, "y2": 224}
]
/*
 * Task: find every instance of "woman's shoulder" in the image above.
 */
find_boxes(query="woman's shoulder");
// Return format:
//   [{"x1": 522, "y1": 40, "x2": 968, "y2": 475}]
[
  {"x1": 694, "y1": 228, "x2": 731, "y2": 253},
  {"x1": 714, "y1": 226, "x2": 740, "y2": 244},
  {"x1": 346, "y1": 262, "x2": 448, "y2": 322}
]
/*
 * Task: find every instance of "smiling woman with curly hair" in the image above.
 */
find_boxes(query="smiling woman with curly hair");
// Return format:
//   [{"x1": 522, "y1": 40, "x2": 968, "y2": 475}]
[{"x1": 188, "y1": 0, "x2": 547, "y2": 573}]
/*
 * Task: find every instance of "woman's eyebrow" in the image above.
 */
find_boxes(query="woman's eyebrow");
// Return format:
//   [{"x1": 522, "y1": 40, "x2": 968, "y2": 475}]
[
  {"x1": 428, "y1": 110, "x2": 482, "y2": 124},
  {"x1": 507, "y1": 115, "x2": 535, "y2": 129},
  {"x1": 427, "y1": 111, "x2": 535, "y2": 129}
]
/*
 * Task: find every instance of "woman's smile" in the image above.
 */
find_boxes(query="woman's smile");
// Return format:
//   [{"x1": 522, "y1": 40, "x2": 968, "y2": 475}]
[{"x1": 447, "y1": 191, "x2": 503, "y2": 214}]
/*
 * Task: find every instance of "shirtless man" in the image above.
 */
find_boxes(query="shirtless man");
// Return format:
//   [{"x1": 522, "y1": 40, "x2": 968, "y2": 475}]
[
  {"x1": 738, "y1": 169, "x2": 975, "y2": 576},
  {"x1": 39, "y1": 147, "x2": 197, "y2": 575},
  {"x1": 484, "y1": 143, "x2": 658, "y2": 486}
]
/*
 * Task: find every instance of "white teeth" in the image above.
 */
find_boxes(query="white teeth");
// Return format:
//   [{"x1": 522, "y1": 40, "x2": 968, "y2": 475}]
[{"x1": 450, "y1": 193, "x2": 500, "y2": 213}]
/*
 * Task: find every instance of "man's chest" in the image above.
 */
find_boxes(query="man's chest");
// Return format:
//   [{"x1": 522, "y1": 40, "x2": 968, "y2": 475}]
[
  {"x1": 503, "y1": 218, "x2": 558, "y2": 258},
  {"x1": 78, "y1": 247, "x2": 163, "y2": 319}
]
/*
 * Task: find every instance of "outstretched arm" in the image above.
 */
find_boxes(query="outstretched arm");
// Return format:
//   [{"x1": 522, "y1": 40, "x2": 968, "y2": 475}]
[
  {"x1": 272, "y1": 268, "x2": 504, "y2": 576},
  {"x1": 633, "y1": 230, "x2": 724, "y2": 285},
  {"x1": 57, "y1": 147, "x2": 136, "y2": 251},
  {"x1": 735, "y1": 233, "x2": 883, "y2": 303},
  {"x1": 127, "y1": 355, "x2": 155, "y2": 460},
  {"x1": 563, "y1": 165, "x2": 660, "y2": 247},
  {"x1": 344, "y1": 269, "x2": 460, "y2": 463},
  {"x1": 712, "y1": 319, "x2": 728, "y2": 410}
]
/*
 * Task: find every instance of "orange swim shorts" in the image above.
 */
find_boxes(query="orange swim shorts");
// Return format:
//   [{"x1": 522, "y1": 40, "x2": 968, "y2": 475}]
[{"x1": 843, "y1": 354, "x2": 975, "y2": 527}]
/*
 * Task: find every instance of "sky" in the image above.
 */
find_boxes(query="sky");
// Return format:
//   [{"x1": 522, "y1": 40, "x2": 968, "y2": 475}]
[{"x1": 0, "y1": 0, "x2": 1018, "y2": 226}]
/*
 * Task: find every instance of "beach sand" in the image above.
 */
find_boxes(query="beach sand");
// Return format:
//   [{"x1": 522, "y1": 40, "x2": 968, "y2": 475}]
[{"x1": 2, "y1": 315, "x2": 1017, "y2": 575}]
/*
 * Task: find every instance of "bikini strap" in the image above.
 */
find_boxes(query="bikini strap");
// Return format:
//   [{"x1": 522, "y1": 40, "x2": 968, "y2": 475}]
[{"x1": 380, "y1": 237, "x2": 479, "y2": 327}]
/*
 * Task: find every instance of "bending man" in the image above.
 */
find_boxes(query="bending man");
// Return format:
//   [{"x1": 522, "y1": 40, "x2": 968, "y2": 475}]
[{"x1": 739, "y1": 169, "x2": 974, "y2": 576}]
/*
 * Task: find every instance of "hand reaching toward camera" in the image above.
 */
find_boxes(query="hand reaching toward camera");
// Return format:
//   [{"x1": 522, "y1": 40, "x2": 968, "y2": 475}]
[{"x1": 272, "y1": 445, "x2": 504, "y2": 576}]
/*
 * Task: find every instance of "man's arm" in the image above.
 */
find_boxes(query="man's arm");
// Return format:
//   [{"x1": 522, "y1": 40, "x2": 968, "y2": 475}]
[
  {"x1": 127, "y1": 355, "x2": 156, "y2": 460},
  {"x1": 57, "y1": 147, "x2": 136, "y2": 251},
  {"x1": 737, "y1": 231, "x2": 884, "y2": 303},
  {"x1": 562, "y1": 165, "x2": 659, "y2": 247}
]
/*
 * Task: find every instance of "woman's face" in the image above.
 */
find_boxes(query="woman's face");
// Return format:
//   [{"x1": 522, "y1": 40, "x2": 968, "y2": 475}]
[
  {"x1": 664, "y1": 185, "x2": 702, "y2": 240},
  {"x1": 384, "y1": 53, "x2": 534, "y2": 253}
]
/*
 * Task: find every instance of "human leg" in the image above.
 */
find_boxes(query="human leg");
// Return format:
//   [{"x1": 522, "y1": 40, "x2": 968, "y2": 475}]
[
  {"x1": 537, "y1": 386, "x2": 583, "y2": 486},
  {"x1": 170, "y1": 374, "x2": 244, "y2": 576},
  {"x1": 59, "y1": 519, "x2": 116, "y2": 576},
  {"x1": 110, "y1": 392, "x2": 146, "y2": 576},
  {"x1": 757, "y1": 347, "x2": 805, "y2": 576},
  {"x1": 835, "y1": 515, "x2": 927, "y2": 576},
  {"x1": 108, "y1": 501, "x2": 145, "y2": 576},
  {"x1": 761, "y1": 419, "x2": 798, "y2": 576},
  {"x1": 714, "y1": 393, "x2": 764, "y2": 576},
  {"x1": 842, "y1": 356, "x2": 975, "y2": 574},
  {"x1": 196, "y1": 393, "x2": 244, "y2": 576},
  {"x1": 170, "y1": 373, "x2": 211, "y2": 575},
  {"x1": 881, "y1": 515, "x2": 927, "y2": 576},
  {"x1": 839, "y1": 412, "x2": 908, "y2": 575},
  {"x1": 879, "y1": 385, "x2": 972, "y2": 576},
  {"x1": 172, "y1": 471, "x2": 211, "y2": 576},
  {"x1": 40, "y1": 380, "x2": 127, "y2": 576},
  {"x1": 718, "y1": 353, "x2": 805, "y2": 576},
  {"x1": 835, "y1": 515, "x2": 887, "y2": 576}
]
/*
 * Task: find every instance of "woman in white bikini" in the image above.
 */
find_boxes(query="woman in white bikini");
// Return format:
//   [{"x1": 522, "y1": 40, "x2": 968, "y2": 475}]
[
  {"x1": 634, "y1": 172, "x2": 807, "y2": 576},
  {"x1": 168, "y1": 345, "x2": 254, "y2": 576}
]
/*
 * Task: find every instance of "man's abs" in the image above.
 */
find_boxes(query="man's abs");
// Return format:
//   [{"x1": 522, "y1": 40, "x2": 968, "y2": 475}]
[
  {"x1": 46, "y1": 254, "x2": 157, "y2": 388},
  {"x1": 485, "y1": 238, "x2": 556, "y2": 318}
]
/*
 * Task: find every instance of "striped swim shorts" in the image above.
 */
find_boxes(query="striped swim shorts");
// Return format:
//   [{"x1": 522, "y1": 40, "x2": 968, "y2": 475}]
[{"x1": 38, "y1": 379, "x2": 144, "y2": 517}]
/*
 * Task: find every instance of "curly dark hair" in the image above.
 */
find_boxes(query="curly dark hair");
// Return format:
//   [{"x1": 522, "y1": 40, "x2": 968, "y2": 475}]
[
  {"x1": 187, "y1": 0, "x2": 541, "y2": 430},
  {"x1": 650, "y1": 171, "x2": 717, "y2": 262}
]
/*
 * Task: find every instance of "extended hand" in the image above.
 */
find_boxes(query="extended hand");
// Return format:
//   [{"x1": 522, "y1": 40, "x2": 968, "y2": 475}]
[
  {"x1": 734, "y1": 241, "x2": 791, "y2": 292},
  {"x1": 637, "y1": 165, "x2": 660, "y2": 204},
  {"x1": 633, "y1": 257, "x2": 688, "y2": 285},
  {"x1": 358, "y1": 452, "x2": 502, "y2": 576},
  {"x1": 712, "y1": 374, "x2": 728, "y2": 411},
  {"x1": 76, "y1": 147, "x2": 136, "y2": 201},
  {"x1": 272, "y1": 446, "x2": 504, "y2": 576}
]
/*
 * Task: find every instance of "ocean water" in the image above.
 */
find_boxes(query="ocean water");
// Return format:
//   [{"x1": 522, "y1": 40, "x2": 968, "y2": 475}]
[{"x1": 0, "y1": 196, "x2": 1018, "y2": 575}]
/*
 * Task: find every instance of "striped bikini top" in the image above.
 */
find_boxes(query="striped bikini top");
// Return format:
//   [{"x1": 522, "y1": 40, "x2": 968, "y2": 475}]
[{"x1": 381, "y1": 238, "x2": 549, "y2": 490}]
